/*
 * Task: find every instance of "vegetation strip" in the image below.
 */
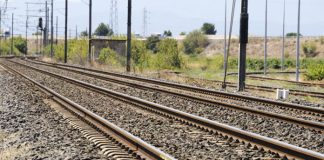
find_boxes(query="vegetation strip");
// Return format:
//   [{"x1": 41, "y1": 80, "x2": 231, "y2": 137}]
[
  {"x1": 5, "y1": 60, "x2": 324, "y2": 160},
  {"x1": 31, "y1": 59, "x2": 324, "y2": 115},
  {"x1": 22, "y1": 59, "x2": 324, "y2": 130},
  {"x1": 1, "y1": 63, "x2": 175, "y2": 160}
]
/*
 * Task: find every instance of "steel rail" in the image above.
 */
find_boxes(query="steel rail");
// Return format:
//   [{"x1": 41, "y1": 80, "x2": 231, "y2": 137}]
[
  {"x1": 248, "y1": 75, "x2": 324, "y2": 88},
  {"x1": 19, "y1": 59, "x2": 324, "y2": 130},
  {"x1": 1, "y1": 63, "x2": 175, "y2": 160},
  {"x1": 28, "y1": 59, "x2": 324, "y2": 116},
  {"x1": 4, "y1": 60, "x2": 324, "y2": 160},
  {"x1": 175, "y1": 74, "x2": 324, "y2": 98}
]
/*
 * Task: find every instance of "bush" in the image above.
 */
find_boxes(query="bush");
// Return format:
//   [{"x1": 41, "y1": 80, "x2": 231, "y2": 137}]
[
  {"x1": 305, "y1": 63, "x2": 324, "y2": 81},
  {"x1": 98, "y1": 48, "x2": 120, "y2": 66},
  {"x1": 183, "y1": 30, "x2": 209, "y2": 54},
  {"x1": 14, "y1": 37, "x2": 27, "y2": 54},
  {"x1": 146, "y1": 35, "x2": 160, "y2": 53},
  {"x1": 302, "y1": 42, "x2": 317, "y2": 57},
  {"x1": 321, "y1": 37, "x2": 324, "y2": 45},
  {"x1": 132, "y1": 40, "x2": 149, "y2": 72},
  {"x1": 156, "y1": 38, "x2": 183, "y2": 70}
]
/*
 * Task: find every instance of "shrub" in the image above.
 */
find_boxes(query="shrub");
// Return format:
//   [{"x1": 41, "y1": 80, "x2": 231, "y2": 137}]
[
  {"x1": 132, "y1": 40, "x2": 149, "y2": 72},
  {"x1": 146, "y1": 35, "x2": 160, "y2": 53},
  {"x1": 13, "y1": 37, "x2": 27, "y2": 54},
  {"x1": 305, "y1": 63, "x2": 324, "y2": 81},
  {"x1": 247, "y1": 59, "x2": 264, "y2": 70},
  {"x1": 321, "y1": 37, "x2": 324, "y2": 45},
  {"x1": 156, "y1": 38, "x2": 183, "y2": 70},
  {"x1": 183, "y1": 30, "x2": 209, "y2": 54},
  {"x1": 98, "y1": 48, "x2": 120, "y2": 66},
  {"x1": 302, "y1": 42, "x2": 317, "y2": 57},
  {"x1": 268, "y1": 59, "x2": 281, "y2": 69}
]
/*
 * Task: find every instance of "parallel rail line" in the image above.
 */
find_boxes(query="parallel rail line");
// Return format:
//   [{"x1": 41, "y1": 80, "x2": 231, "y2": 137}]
[
  {"x1": 28, "y1": 59, "x2": 324, "y2": 117},
  {"x1": 19, "y1": 59, "x2": 324, "y2": 131},
  {"x1": 173, "y1": 74, "x2": 324, "y2": 98},
  {"x1": 1, "y1": 62, "x2": 175, "y2": 160},
  {"x1": 248, "y1": 75, "x2": 324, "y2": 88},
  {"x1": 3, "y1": 60, "x2": 324, "y2": 160}
]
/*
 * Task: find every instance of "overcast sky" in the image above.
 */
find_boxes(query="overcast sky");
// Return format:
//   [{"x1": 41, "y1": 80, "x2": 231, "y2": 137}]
[{"x1": 1, "y1": 0, "x2": 324, "y2": 36}]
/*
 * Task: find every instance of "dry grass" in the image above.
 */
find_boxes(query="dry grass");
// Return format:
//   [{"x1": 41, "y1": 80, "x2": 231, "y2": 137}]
[{"x1": 204, "y1": 37, "x2": 324, "y2": 58}]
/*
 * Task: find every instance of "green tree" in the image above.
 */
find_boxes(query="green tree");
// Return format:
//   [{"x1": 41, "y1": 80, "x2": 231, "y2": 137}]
[
  {"x1": 156, "y1": 38, "x2": 182, "y2": 69},
  {"x1": 146, "y1": 35, "x2": 160, "y2": 53},
  {"x1": 179, "y1": 32, "x2": 186, "y2": 36},
  {"x1": 94, "y1": 23, "x2": 113, "y2": 36},
  {"x1": 80, "y1": 30, "x2": 88, "y2": 37},
  {"x1": 286, "y1": 32, "x2": 302, "y2": 37},
  {"x1": 183, "y1": 30, "x2": 209, "y2": 54},
  {"x1": 201, "y1": 23, "x2": 217, "y2": 35},
  {"x1": 163, "y1": 30, "x2": 172, "y2": 37}
]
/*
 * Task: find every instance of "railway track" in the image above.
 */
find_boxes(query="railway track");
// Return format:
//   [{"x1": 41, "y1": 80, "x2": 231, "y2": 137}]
[
  {"x1": 248, "y1": 75, "x2": 324, "y2": 88},
  {"x1": 25, "y1": 59, "x2": 324, "y2": 121},
  {"x1": 172, "y1": 74, "x2": 324, "y2": 99},
  {"x1": 2, "y1": 59, "x2": 324, "y2": 159},
  {"x1": 1, "y1": 61, "x2": 174, "y2": 160}
]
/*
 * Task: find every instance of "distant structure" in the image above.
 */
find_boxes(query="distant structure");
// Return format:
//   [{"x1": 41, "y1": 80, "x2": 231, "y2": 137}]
[
  {"x1": 142, "y1": 7, "x2": 148, "y2": 37},
  {"x1": 110, "y1": 0, "x2": 118, "y2": 34}
]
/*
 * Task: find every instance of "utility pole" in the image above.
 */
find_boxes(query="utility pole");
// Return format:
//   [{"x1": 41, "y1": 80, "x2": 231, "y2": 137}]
[
  {"x1": 88, "y1": 0, "x2": 92, "y2": 62},
  {"x1": 75, "y1": 25, "x2": 78, "y2": 39},
  {"x1": 25, "y1": 7, "x2": 28, "y2": 55},
  {"x1": 50, "y1": 0, "x2": 54, "y2": 58},
  {"x1": 126, "y1": 0, "x2": 132, "y2": 72},
  {"x1": 281, "y1": 0, "x2": 286, "y2": 71},
  {"x1": 56, "y1": 16, "x2": 58, "y2": 44},
  {"x1": 11, "y1": 13, "x2": 13, "y2": 55},
  {"x1": 238, "y1": 0, "x2": 249, "y2": 91},
  {"x1": 264, "y1": 0, "x2": 268, "y2": 75},
  {"x1": 223, "y1": 0, "x2": 227, "y2": 80},
  {"x1": 296, "y1": 0, "x2": 301, "y2": 81},
  {"x1": 64, "y1": 0, "x2": 68, "y2": 63},
  {"x1": 44, "y1": 1, "x2": 48, "y2": 47}
]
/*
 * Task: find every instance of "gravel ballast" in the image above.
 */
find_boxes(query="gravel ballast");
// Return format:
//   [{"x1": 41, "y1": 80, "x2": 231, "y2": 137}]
[
  {"x1": 16, "y1": 59, "x2": 324, "y2": 153},
  {"x1": 3, "y1": 61, "x2": 283, "y2": 159},
  {"x1": 0, "y1": 64, "x2": 106, "y2": 159}
]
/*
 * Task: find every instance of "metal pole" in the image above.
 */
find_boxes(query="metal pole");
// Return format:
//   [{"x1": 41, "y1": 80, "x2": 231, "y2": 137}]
[
  {"x1": 56, "y1": 16, "x2": 58, "y2": 44},
  {"x1": 264, "y1": 0, "x2": 268, "y2": 75},
  {"x1": 75, "y1": 25, "x2": 78, "y2": 39},
  {"x1": 36, "y1": 28, "x2": 39, "y2": 54},
  {"x1": 126, "y1": 0, "x2": 132, "y2": 72},
  {"x1": 296, "y1": 0, "x2": 301, "y2": 81},
  {"x1": 11, "y1": 13, "x2": 13, "y2": 55},
  {"x1": 88, "y1": 0, "x2": 92, "y2": 62},
  {"x1": 64, "y1": 0, "x2": 68, "y2": 63},
  {"x1": 50, "y1": 0, "x2": 54, "y2": 58},
  {"x1": 25, "y1": 16, "x2": 28, "y2": 55},
  {"x1": 223, "y1": 0, "x2": 227, "y2": 79},
  {"x1": 44, "y1": 1, "x2": 48, "y2": 47},
  {"x1": 281, "y1": 0, "x2": 286, "y2": 71},
  {"x1": 238, "y1": 0, "x2": 249, "y2": 91}
]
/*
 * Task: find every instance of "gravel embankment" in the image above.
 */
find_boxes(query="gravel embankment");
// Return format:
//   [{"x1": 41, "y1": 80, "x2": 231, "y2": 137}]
[
  {"x1": 5, "y1": 61, "x2": 281, "y2": 159},
  {"x1": 17, "y1": 59, "x2": 324, "y2": 153},
  {"x1": 0, "y1": 64, "x2": 106, "y2": 159}
]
